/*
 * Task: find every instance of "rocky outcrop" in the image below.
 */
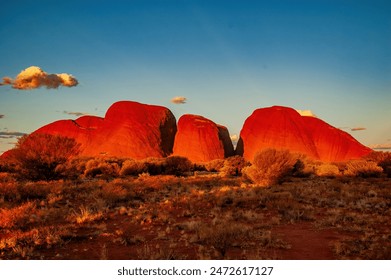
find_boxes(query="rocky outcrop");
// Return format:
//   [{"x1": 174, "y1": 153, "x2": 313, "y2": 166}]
[
  {"x1": 303, "y1": 116, "x2": 372, "y2": 162},
  {"x1": 173, "y1": 114, "x2": 234, "y2": 162},
  {"x1": 237, "y1": 106, "x2": 371, "y2": 162},
  {"x1": 34, "y1": 101, "x2": 177, "y2": 159}
]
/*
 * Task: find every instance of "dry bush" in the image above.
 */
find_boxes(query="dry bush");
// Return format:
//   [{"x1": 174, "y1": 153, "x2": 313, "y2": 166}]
[
  {"x1": 196, "y1": 219, "x2": 251, "y2": 258},
  {"x1": 120, "y1": 159, "x2": 147, "y2": 176},
  {"x1": 0, "y1": 181, "x2": 19, "y2": 202},
  {"x1": 163, "y1": 156, "x2": 192, "y2": 176},
  {"x1": 0, "y1": 201, "x2": 36, "y2": 229},
  {"x1": 6, "y1": 134, "x2": 80, "y2": 181},
  {"x1": 204, "y1": 159, "x2": 225, "y2": 172},
  {"x1": 100, "y1": 181, "x2": 129, "y2": 204},
  {"x1": 242, "y1": 149, "x2": 298, "y2": 186},
  {"x1": 84, "y1": 158, "x2": 120, "y2": 178},
  {"x1": 219, "y1": 156, "x2": 248, "y2": 177},
  {"x1": 344, "y1": 160, "x2": 383, "y2": 178},
  {"x1": 315, "y1": 163, "x2": 341, "y2": 177},
  {"x1": 142, "y1": 157, "x2": 165, "y2": 175},
  {"x1": 365, "y1": 151, "x2": 391, "y2": 177},
  {"x1": 68, "y1": 206, "x2": 104, "y2": 224},
  {"x1": 54, "y1": 156, "x2": 92, "y2": 179}
]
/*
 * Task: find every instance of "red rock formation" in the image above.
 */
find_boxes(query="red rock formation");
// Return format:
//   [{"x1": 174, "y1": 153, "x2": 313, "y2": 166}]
[
  {"x1": 303, "y1": 116, "x2": 372, "y2": 162},
  {"x1": 237, "y1": 106, "x2": 371, "y2": 162},
  {"x1": 34, "y1": 101, "x2": 177, "y2": 159},
  {"x1": 173, "y1": 114, "x2": 234, "y2": 162},
  {"x1": 236, "y1": 106, "x2": 319, "y2": 162}
]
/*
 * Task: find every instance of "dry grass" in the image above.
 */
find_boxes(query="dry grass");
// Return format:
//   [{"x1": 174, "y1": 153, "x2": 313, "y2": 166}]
[{"x1": 0, "y1": 154, "x2": 390, "y2": 259}]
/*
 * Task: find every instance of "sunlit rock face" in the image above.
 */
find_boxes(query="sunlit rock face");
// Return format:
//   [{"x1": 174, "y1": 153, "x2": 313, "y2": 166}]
[
  {"x1": 237, "y1": 106, "x2": 372, "y2": 162},
  {"x1": 173, "y1": 114, "x2": 234, "y2": 162},
  {"x1": 34, "y1": 101, "x2": 177, "y2": 159},
  {"x1": 302, "y1": 116, "x2": 372, "y2": 162}
]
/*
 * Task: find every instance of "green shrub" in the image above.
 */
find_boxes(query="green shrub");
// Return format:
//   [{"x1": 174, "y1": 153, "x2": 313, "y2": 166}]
[{"x1": 242, "y1": 148, "x2": 297, "y2": 186}]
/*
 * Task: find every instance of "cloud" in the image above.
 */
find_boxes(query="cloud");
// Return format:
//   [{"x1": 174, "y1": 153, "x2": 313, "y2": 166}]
[
  {"x1": 0, "y1": 131, "x2": 27, "y2": 139},
  {"x1": 351, "y1": 127, "x2": 366, "y2": 131},
  {"x1": 63, "y1": 111, "x2": 86, "y2": 117},
  {"x1": 171, "y1": 96, "x2": 187, "y2": 104},
  {"x1": 0, "y1": 66, "x2": 78, "y2": 90},
  {"x1": 369, "y1": 143, "x2": 391, "y2": 150},
  {"x1": 296, "y1": 109, "x2": 317, "y2": 118},
  {"x1": 0, "y1": 114, "x2": 4, "y2": 119},
  {"x1": 230, "y1": 134, "x2": 239, "y2": 142}
]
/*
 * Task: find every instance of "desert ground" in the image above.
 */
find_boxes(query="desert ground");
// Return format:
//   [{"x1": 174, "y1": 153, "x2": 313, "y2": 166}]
[{"x1": 0, "y1": 148, "x2": 390, "y2": 260}]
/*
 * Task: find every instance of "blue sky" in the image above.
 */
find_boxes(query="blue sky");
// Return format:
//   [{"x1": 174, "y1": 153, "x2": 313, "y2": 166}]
[{"x1": 1, "y1": 0, "x2": 390, "y2": 154}]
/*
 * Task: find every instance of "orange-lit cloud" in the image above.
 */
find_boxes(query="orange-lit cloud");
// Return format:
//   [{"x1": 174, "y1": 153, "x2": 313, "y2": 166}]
[
  {"x1": 296, "y1": 109, "x2": 317, "y2": 117},
  {"x1": 63, "y1": 111, "x2": 86, "y2": 117},
  {"x1": 230, "y1": 134, "x2": 239, "y2": 142},
  {"x1": 0, "y1": 66, "x2": 78, "y2": 90},
  {"x1": 369, "y1": 143, "x2": 391, "y2": 150},
  {"x1": 351, "y1": 127, "x2": 366, "y2": 131},
  {"x1": 171, "y1": 96, "x2": 187, "y2": 104},
  {"x1": 0, "y1": 131, "x2": 27, "y2": 139}
]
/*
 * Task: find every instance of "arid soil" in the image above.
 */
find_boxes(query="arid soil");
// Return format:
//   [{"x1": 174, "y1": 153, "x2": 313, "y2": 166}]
[{"x1": 1, "y1": 174, "x2": 389, "y2": 260}]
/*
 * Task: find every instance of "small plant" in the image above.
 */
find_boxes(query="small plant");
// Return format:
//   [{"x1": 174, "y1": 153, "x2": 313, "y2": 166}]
[
  {"x1": 84, "y1": 158, "x2": 120, "y2": 178},
  {"x1": 69, "y1": 206, "x2": 104, "y2": 224},
  {"x1": 163, "y1": 156, "x2": 193, "y2": 176},
  {"x1": 242, "y1": 148, "x2": 297, "y2": 186},
  {"x1": 0, "y1": 201, "x2": 36, "y2": 229},
  {"x1": 315, "y1": 163, "x2": 340, "y2": 177},
  {"x1": 120, "y1": 159, "x2": 147, "y2": 176},
  {"x1": 220, "y1": 156, "x2": 248, "y2": 177}
]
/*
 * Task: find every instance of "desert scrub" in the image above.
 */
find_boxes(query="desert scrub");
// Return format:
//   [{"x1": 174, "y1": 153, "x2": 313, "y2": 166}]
[
  {"x1": 344, "y1": 160, "x2": 383, "y2": 178},
  {"x1": 120, "y1": 159, "x2": 147, "y2": 176},
  {"x1": 196, "y1": 220, "x2": 251, "y2": 258},
  {"x1": 219, "y1": 155, "x2": 248, "y2": 177},
  {"x1": 6, "y1": 134, "x2": 80, "y2": 181},
  {"x1": 315, "y1": 163, "x2": 341, "y2": 177},
  {"x1": 163, "y1": 156, "x2": 192, "y2": 176},
  {"x1": 84, "y1": 158, "x2": 120, "y2": 178},
  {"x1": 68, "y1": 206, "x2": 104, "y2": 224},
  {"x1": 0, "y1": 201, "x2": 37, "y2": 229},
  {"x1": 242, "y1": 148, "x2": 298, "y2": 186}
]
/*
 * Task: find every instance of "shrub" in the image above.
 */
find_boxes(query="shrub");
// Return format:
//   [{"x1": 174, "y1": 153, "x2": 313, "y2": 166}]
[
  {"x1": 120, "y1": 159, "x2": 147, "y2": 176},
  {"x1": 142, "y1": 157, "x2": 165, "y2": 175},
  {"x1": 219, "y1": 156, "x2": 248, "y2": 177},
  {"x1": 54, "y1": 156, "x2": 91, "y2": 180},
  {"x1": 242, "y1": 148, "x2": 297, "y2": 186},
  {"x1": 315, "y1": 163, "x2": 341, "y2": 177},
  {"x1": 365, "y1": 151, "x2": 391, "y2": 177},
  {"x1": 7, "y1": 134, "x2": 80, "y2": 181},
  {"x1": 204, "y1": 159, "x2": 225, "y2": 172},
  {"x1": 0, "y1": 201, "x2": 36, "y2": 229},
  {"x1": 163, "y1": 156, "x2": 192, "y2": 176},
  {"x1": 84, "y1": 158, "x2": 120, "y2": 178},
  {"x1": 344, "y1": 160, "x2": 383, "y2": 178}
]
